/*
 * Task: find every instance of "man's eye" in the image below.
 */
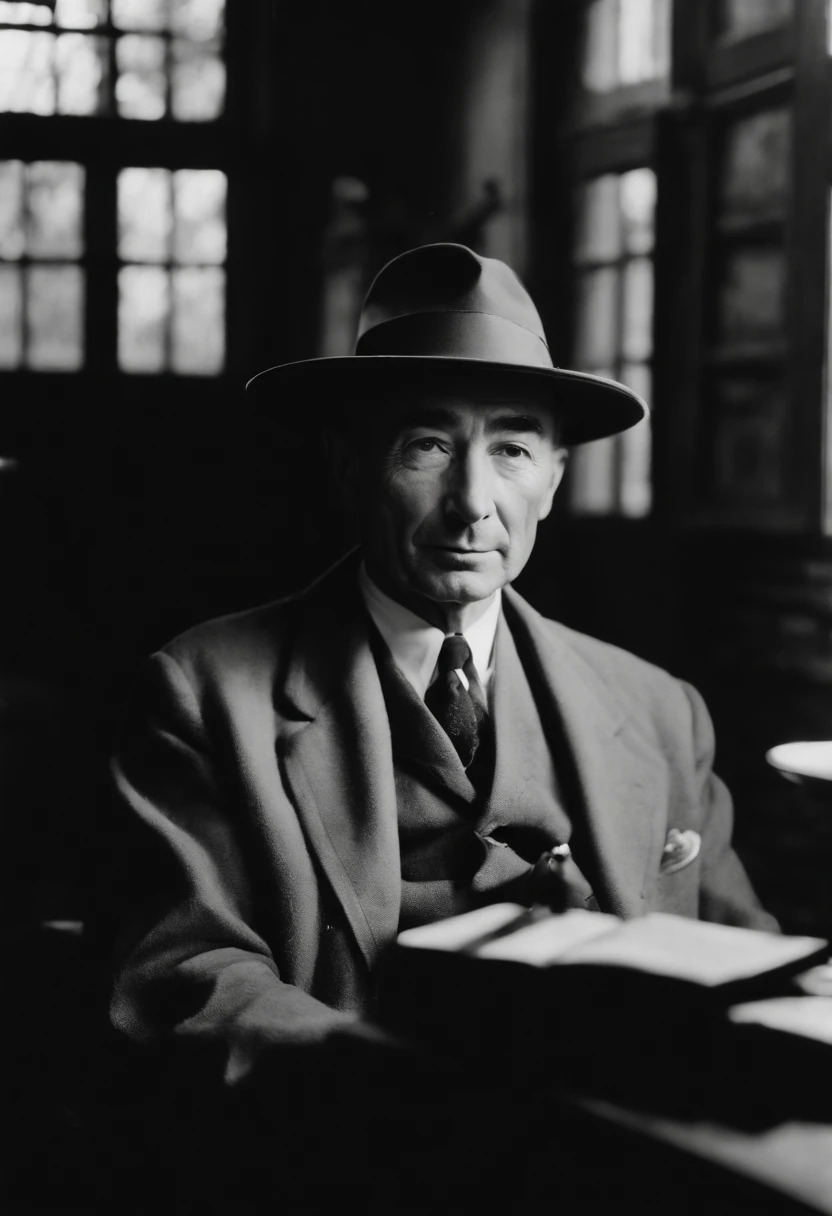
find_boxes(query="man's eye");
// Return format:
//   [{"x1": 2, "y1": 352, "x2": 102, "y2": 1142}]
[
  {"x1": 498, "y1": 443, "x2": 529, "y2": 459},
  {"x1": 404, "y1": 437, "x2": 447, "y2": 461}
]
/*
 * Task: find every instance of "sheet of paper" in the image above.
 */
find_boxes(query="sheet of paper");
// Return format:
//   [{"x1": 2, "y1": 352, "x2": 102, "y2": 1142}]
[
  {"x1": 562, "y1": 913, "x2": 828, "y2": 987},
  {"x1": 397, "y1": 902, "x2": 526, "y2": 953},
  {"x1": 474, "y1": 909, "x2": 620, "y2": 966},
  {"x1": 728, "y1": 997, "x2": 832, "y2": 1044}
]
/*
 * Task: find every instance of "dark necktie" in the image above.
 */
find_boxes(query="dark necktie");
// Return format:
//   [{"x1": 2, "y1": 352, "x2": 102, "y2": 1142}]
[{"x1": 424, "y1": 633, "x2": 488, "y2": 768}]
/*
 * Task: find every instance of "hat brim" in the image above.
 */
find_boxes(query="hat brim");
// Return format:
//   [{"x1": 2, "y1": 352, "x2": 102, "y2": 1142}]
[{"x1": 245, "y1": 355, "x2": 648, "y2": 446}]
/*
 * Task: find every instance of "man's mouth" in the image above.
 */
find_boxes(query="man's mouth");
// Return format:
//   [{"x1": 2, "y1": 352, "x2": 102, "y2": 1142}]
[{"x1": 429, "y1": 545, "x2": 493, "y2": 554}]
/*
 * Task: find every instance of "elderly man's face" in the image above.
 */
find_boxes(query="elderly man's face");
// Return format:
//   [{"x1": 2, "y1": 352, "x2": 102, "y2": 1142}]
[{"x1": 355, "y1": 394, "x2": 566, "y2": 612}]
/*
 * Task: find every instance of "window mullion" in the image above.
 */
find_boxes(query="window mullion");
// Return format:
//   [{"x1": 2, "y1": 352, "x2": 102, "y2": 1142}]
[{"x1": 84, "y1": 163, "x2": 118, "y2": 375}]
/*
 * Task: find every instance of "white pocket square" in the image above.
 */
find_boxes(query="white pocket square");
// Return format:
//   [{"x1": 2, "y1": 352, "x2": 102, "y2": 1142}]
[{"x1": 660, "y1": 828, "x2": 701, "y2": 874}]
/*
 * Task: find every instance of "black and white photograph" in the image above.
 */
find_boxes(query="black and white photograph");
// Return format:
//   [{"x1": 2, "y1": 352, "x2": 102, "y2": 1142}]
[{"x1": 3, "y1": 1, "x2": 832, "y2": 1212}]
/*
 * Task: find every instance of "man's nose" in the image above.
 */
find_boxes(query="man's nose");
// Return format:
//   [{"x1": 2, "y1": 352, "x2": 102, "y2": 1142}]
[{"x1": 444, "y1": 452, "x2": 493, "y2": 524}]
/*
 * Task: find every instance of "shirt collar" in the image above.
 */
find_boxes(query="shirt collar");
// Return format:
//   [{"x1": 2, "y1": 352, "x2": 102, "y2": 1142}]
[{"x1": 358, "y1": 562, "x2": 502, "y2": 701}]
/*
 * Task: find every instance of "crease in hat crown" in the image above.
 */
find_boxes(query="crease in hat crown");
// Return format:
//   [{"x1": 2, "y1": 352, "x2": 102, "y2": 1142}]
[{"x1": 354, "y1": 243, "x2": 555, "y2": 369}]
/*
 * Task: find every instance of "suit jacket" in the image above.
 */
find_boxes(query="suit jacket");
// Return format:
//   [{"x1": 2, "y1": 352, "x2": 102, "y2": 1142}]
[{"x1": 109, "y1": 551, "x2": 777, "y2": 1086}]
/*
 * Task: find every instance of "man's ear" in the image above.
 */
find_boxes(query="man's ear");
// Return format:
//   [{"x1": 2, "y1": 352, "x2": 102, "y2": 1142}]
[
  {"x1": 538, "y1": 448, "x2": 568, "y2": 522},
  {"x1": 323, "y1": 427, "x2": 360, "y2": 510}
]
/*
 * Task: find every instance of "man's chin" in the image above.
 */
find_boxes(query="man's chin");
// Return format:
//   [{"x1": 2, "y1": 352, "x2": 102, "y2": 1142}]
[{"x1": 411, "y1": 567, "x2": 503, "y2": 606}]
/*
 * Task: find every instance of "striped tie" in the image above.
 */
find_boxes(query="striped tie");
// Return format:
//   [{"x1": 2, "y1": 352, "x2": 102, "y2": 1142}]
[{"x1": 424, "y1": 633, "x2": 487, "y2": 768}]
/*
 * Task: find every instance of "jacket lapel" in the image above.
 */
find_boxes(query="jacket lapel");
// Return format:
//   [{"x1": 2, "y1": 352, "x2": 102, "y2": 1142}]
[
  {"x1": 372, "y1": 634, "x2": 477, "y2": 805},
  {"x1": 503, "y1": 587, "x2": 665, "y2": 918},
  {"x1": 279, "y1": 555, "x2": 401, "y2": 972}
]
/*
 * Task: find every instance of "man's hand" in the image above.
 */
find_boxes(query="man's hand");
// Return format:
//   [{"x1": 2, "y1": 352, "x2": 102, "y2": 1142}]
[{"x1": 530, "y1": 846, "x2": 598, "y2": 911}]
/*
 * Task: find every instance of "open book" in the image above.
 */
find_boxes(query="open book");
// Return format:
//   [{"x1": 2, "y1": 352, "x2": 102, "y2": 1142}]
[
  {"x1": 395, "y1": 904, "x2": 828, "y2": 989},
  {"x1": 379, "y1": 904, "x2": 829, "y2": 1051}
]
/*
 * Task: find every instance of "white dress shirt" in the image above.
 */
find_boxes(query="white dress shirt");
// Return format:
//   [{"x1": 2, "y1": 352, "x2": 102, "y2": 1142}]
[{"x1": 358, "y1": 563, "x2": 502, "y2": 701}]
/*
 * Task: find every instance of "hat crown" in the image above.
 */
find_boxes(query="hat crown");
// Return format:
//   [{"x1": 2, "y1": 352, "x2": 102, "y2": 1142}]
[{"x1": 355, "y1": 243, "x2": 552, "y2": 367}]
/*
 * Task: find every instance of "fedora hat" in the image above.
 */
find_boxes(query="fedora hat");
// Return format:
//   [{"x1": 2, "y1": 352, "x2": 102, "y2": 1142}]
[{"x1": 246, "y1": 242, "x2": 648, "y2": 445}]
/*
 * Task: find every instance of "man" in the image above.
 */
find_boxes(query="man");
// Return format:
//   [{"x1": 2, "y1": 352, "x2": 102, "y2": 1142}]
[{"x1": 109, "y1": 242, "x2": 776, "y2": 1099}]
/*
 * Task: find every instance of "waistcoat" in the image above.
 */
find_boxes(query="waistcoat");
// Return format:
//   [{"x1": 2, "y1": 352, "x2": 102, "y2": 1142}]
[{"x1": 371, "y1": 612, "x2": 573, "y2": 930}]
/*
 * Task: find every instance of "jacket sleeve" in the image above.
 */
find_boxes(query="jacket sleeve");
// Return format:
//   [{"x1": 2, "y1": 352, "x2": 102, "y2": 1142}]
[
  {"x1": 679, "y1": 680, "x2": 780, "y2": 932},
  {"x1": 108, "y1": 651, "x2": 358, "y2": 1087}
]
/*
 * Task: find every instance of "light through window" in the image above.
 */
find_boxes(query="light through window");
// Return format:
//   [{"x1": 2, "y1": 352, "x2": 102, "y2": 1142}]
[
  {"x1": 569, "y1": 168, "x2": 656, "y2": 518},
  {"x1": 0, "y1": 160, "x2": 85, "y2": 370},
  {"x1": 0, "y1": 0, "x2": 225, "y2": 120},
  {"x1": 581, "y1": 0, "x2": 671, "y2": 93},
  {"x1": 117, "y1": 166, "x2": 226, "y2": 374}
]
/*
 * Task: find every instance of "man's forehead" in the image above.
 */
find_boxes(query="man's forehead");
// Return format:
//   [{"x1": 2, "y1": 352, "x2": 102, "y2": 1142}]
[{"x1": 382, "y1": 393, "x2": 556, "y2": 437}]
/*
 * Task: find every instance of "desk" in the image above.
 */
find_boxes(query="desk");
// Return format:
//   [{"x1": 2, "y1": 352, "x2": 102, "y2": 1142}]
[{"x1": 573, "y1": 1100, "x2": 832, "y2": 1215}]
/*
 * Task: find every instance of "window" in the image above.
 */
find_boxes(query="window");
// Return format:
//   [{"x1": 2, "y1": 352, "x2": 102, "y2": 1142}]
[
  {"x1": 557, "y1": 0, "x2": 668, "y2": 519},
  {"x1": 117, "y1": 167, "x2": 226, "y2": 373},
  {"x1": 0, "y1": 0, "x2": 224, "y2": 121},
  {"x1": 0, "y1": 160, "x2": 84, "y2": 369},
  {"x1": 582, "y1": 0, "x2": 671, "y2": 93},
  {"x1": 706, "y1": 105, "x2": 791, "y2": 509},
  {"x1": 0, "y1": 0, "x2": 229, "y2": 377},
  {"x1": 569, "y1": 169, "x2": 655, "y2": 517},
  {"x1": 538, "y1": 0, "x2": 832, "y2": 532}
]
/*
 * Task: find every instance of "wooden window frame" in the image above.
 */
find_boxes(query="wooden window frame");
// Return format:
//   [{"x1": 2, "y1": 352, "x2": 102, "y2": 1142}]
[
  {"x1": 0, "y1": 4, "x2": 276, "y2": 389},
  {"x1": 532, "y1": 0, "x2": 832, "y2": 535}
]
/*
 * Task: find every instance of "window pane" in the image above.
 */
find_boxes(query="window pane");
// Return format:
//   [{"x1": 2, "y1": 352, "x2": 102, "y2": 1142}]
[
  {"x1": 720, "y1": 108, "x2": 791, "y2": 226},
  {"x1": 0, "y1": 161, "x2": 24, "y2": 259},
  {"x1": 170, "y1": 38, "x2": 225, "y2": 121},
  {"x1": 111, "y1": 0, "x2": 168, "y2": 31},
  {"x1": 570, "y1": 437, "x2": 619, "y2": 514},
  {"x1": 582, "y1": 0, "x2": 617, "y2": 92},
  {"x1": 827, "y1": 188, "x2": 832, "y2": 526},
  {"x1": 715, "y1": 0, "x2": 794, "y2": 40},
  {"x1": 54, "y1": 0, "x2": 108, "y2": 28},
  {"x1": 170, "y1": 0, "x2": 224, "y2": 41},
  {"x1": 115, "y1": 34, "x2": 166, "y2": 120},
  {"x1": 27, "y1": 264, "x2": 84, "y2": 370},
  {"x1": 620, "y1": 168, "x2": 656, "y2": 255},
  {"x1": 711, "y1": 380, "x2": 785, "y2": 504},
  {"x1": 118, "y1": 264, "x2": 169, "y2": 372},
  {"x1": 172, "y1": 266, "x2": 224, "y2": 374},
  {"x1": 618, "y1": 364, "x2": 652, "y2": 517},
  {"x1": 621, "y1": 257, "x2": 653, "y2": 360},
  {"x1": 0, "y1": 3, "x2": 52, "y2": 25},
  {"x1": 574, "y1": 175, "x2": 621, "y2": 264},
  {"x1": 0, "y1": 30, "x2": 55, "y2": 114},
  {"x1": 718, "y1": 246, "x2": 785, "y2": 342},
  {"x1": 0, "y1": 264, "x2": 22, "y2": 367},
  {"x1": 574, "y1": 267, "x2": 618, "y2": 367},
  {"x1": 27, "y1": 162, "x2": 84, "y2": 259},
  {"x1": 56, "y1": 33, "x2": 108, "y2": 115},
  {"x1": 173, "y1": 169, "x2": 226, "y2": 263},
  {"x1": 118, "y1": 167, "x2": 171, "y2": 261},
  {"x1": 618, "y1": 0, "x2": 671, "y2": 85}
]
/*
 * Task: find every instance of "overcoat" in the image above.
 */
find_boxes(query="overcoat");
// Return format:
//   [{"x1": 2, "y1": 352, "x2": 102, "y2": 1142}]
[{"x1": 110, "y1": 551, "x2": 776, "y2": 1085}]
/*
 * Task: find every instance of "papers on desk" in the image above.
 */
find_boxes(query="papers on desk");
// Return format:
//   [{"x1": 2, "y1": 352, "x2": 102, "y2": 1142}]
[
  {"x1": 396, "y1": 905, "x2": 829, "y2": 994},
  {"x1": 729, "y1": 998, "x2": 832, "y2": 1045}
]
